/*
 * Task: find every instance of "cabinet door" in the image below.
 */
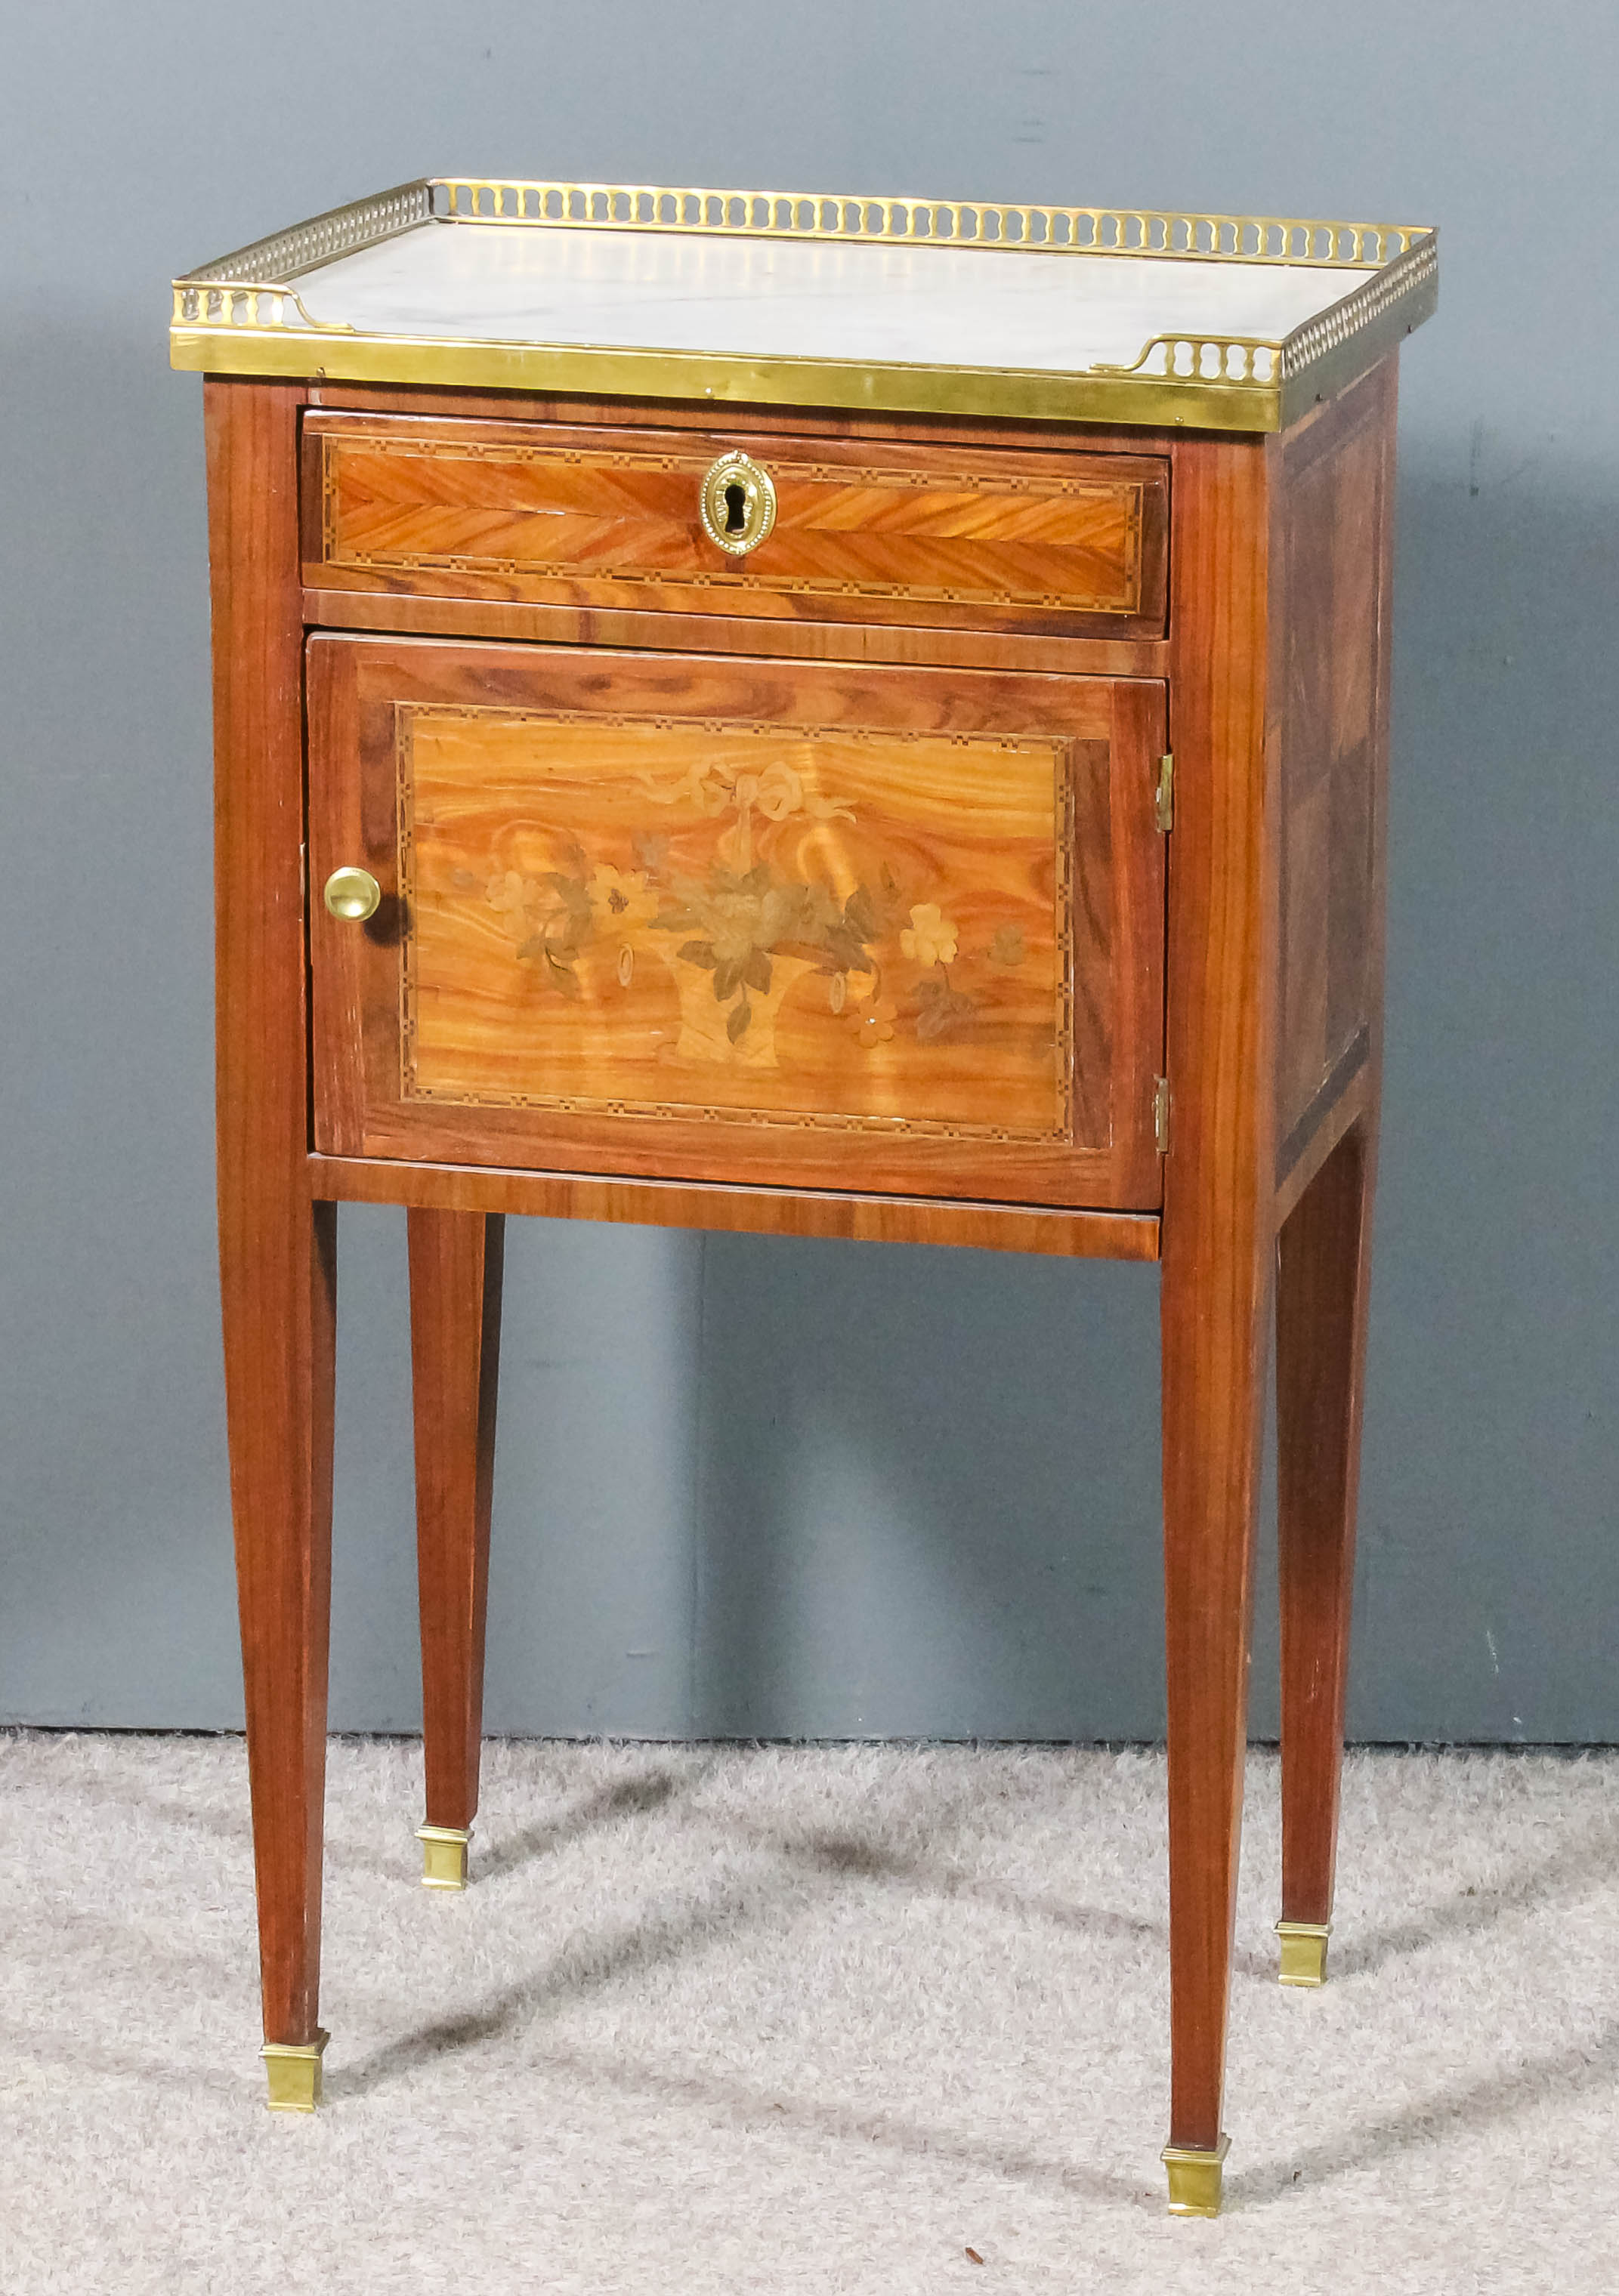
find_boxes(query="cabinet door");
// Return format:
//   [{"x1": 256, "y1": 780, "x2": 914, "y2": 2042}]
[{"x1": 308, "y1": 637, "x2": 1165, "y2": 1210}]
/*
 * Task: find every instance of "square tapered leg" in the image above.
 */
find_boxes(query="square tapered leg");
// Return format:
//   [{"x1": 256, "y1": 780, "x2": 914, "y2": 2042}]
[
  {"x1": 1277, "y1": 1119, "x2": 1376, "y2": 1981},
  {"x1": 409, "y1": 1209, "x2": 504, "y2": 1880}
]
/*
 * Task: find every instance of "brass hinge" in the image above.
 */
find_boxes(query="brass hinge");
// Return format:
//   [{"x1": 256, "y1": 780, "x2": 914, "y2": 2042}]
[
  {"x1": 1154, "y1": 752, "x2": 1175, "y2": 833},
  {"x1": 1153, "y1": 1075, "x2": 1171, "y2": 1155}
]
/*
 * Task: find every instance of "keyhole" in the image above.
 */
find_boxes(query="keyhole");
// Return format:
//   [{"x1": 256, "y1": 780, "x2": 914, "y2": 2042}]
[{"x1": 701, "y1": 454, "x2": 774, "y2": 554}]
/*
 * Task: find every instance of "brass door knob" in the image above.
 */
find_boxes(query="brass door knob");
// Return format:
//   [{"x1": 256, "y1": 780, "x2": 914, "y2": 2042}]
[
  {"x1": 699, "y1": 450, "x2": 776, "y2": 556},
  {"x1": 323, "y1": 866, "x2": 382, "y2": 922}
]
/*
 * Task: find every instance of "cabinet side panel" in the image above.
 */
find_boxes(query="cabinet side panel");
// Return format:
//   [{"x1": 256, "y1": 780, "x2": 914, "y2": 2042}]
[{"x1": 1274, "y1": 365, "x2": 1396, "y2": 1167}]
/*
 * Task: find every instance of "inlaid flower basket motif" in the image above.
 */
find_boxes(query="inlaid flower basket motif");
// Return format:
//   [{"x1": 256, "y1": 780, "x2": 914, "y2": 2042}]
[{"x1": 399, "y1": 708, "x2": 1074, "y2": 1141}]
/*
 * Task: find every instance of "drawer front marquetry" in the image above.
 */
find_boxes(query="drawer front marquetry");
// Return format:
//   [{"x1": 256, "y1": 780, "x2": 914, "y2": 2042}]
[
  {"x1": 304, "y1": 417, "x2": 1169, "y2": 640},
  {"x1": 309, "y1": 640, "x2": 1166, "y2": 1208}
]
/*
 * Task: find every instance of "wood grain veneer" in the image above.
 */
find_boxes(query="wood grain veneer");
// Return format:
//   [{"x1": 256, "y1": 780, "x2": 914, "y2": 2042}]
[
  {"x1": 304, "y1": 415, "x2": 1169, "y2": 643},
  {"x1": 207, "y1": 376, "x2": 333, "y2": 2053},
  {"x1": 1277, "y1": 1118, "x2": 1376, "y2": 1933},
  {"x1": 1155, "y1": 366, "x2": 1397, "y2": 2152},
  {"x1": 410, "y1": 1208, "x2": 504, "y2": 1838},
  {"x1": 1160, "y1": 426, "x2": 1278, "y2": 2157},
  {"x1": 307, "y1": 637, "x2": 1167, "y2": 1209},
  {"x1": 302, "y1": 585, "x2": 1171, "y2": 680},
  {"x1": 1274, "y1": 364, "x2": 1395, "y2": 1946},
  {"x1": 309, "y1": 1153, "x2": 1161, "y2": 1261},
  {"x1": 1274, "y1": 367, "x2": 1393, "y2": 1165}
]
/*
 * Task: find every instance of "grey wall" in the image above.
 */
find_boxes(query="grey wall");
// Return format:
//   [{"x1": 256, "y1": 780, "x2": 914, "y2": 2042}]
[{"x1": 2, "y1": 2, "x2": 1615, "y2": 1740}]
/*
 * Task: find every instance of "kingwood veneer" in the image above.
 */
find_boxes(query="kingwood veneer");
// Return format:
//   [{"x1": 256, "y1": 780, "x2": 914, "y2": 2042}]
[{"x1": 173, "y1": 177, "x2": 1437, "y2": 2208}]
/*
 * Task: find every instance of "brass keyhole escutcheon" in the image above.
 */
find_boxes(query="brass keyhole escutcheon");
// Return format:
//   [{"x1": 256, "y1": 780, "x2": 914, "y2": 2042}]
[
  {"x1": 323, "y1": 865, "x2": 382, "y2": 923},
  {"x1": 699, "y1": 450, "x2": 776, "y2": 557}
]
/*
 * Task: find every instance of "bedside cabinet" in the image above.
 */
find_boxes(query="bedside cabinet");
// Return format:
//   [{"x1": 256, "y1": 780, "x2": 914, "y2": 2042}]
[{"x1": 174, "y1": 177, "x2": 1436, "y2": 2211}]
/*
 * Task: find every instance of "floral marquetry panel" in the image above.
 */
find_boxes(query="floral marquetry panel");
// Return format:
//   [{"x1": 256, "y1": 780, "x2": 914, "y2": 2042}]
[
  {"x1": 309, "y1": 637, "x2": 1166, "y2": 1208},
  {"x1": 405, "y1": 708, "x2": 1073, "y2": 1138}
]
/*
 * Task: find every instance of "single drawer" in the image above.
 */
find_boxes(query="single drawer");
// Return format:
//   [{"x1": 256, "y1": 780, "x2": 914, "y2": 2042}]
[
  {"x1": 307, "y1": 636, "x2": 1166, "y2": 1209},
  {"x1": 302, "y1": 415, "x2": 1168, "y2": 640}
]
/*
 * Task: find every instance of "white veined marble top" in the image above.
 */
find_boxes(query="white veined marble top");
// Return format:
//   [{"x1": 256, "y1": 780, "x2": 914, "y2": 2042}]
[{"x1": 292, "y1": 221, "x2": 1363, "y2": 373}]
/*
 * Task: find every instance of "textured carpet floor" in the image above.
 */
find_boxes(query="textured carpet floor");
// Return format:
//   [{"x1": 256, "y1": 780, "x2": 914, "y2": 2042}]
[{"x1": 2, "y1": 1737, "x2": 1615, "y2": 2294}]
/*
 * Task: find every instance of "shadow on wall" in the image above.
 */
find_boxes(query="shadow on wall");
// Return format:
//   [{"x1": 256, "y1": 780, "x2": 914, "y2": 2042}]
[{"x1": 691, "y1": 1235, "x2": 1166, "y2": 1742}]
